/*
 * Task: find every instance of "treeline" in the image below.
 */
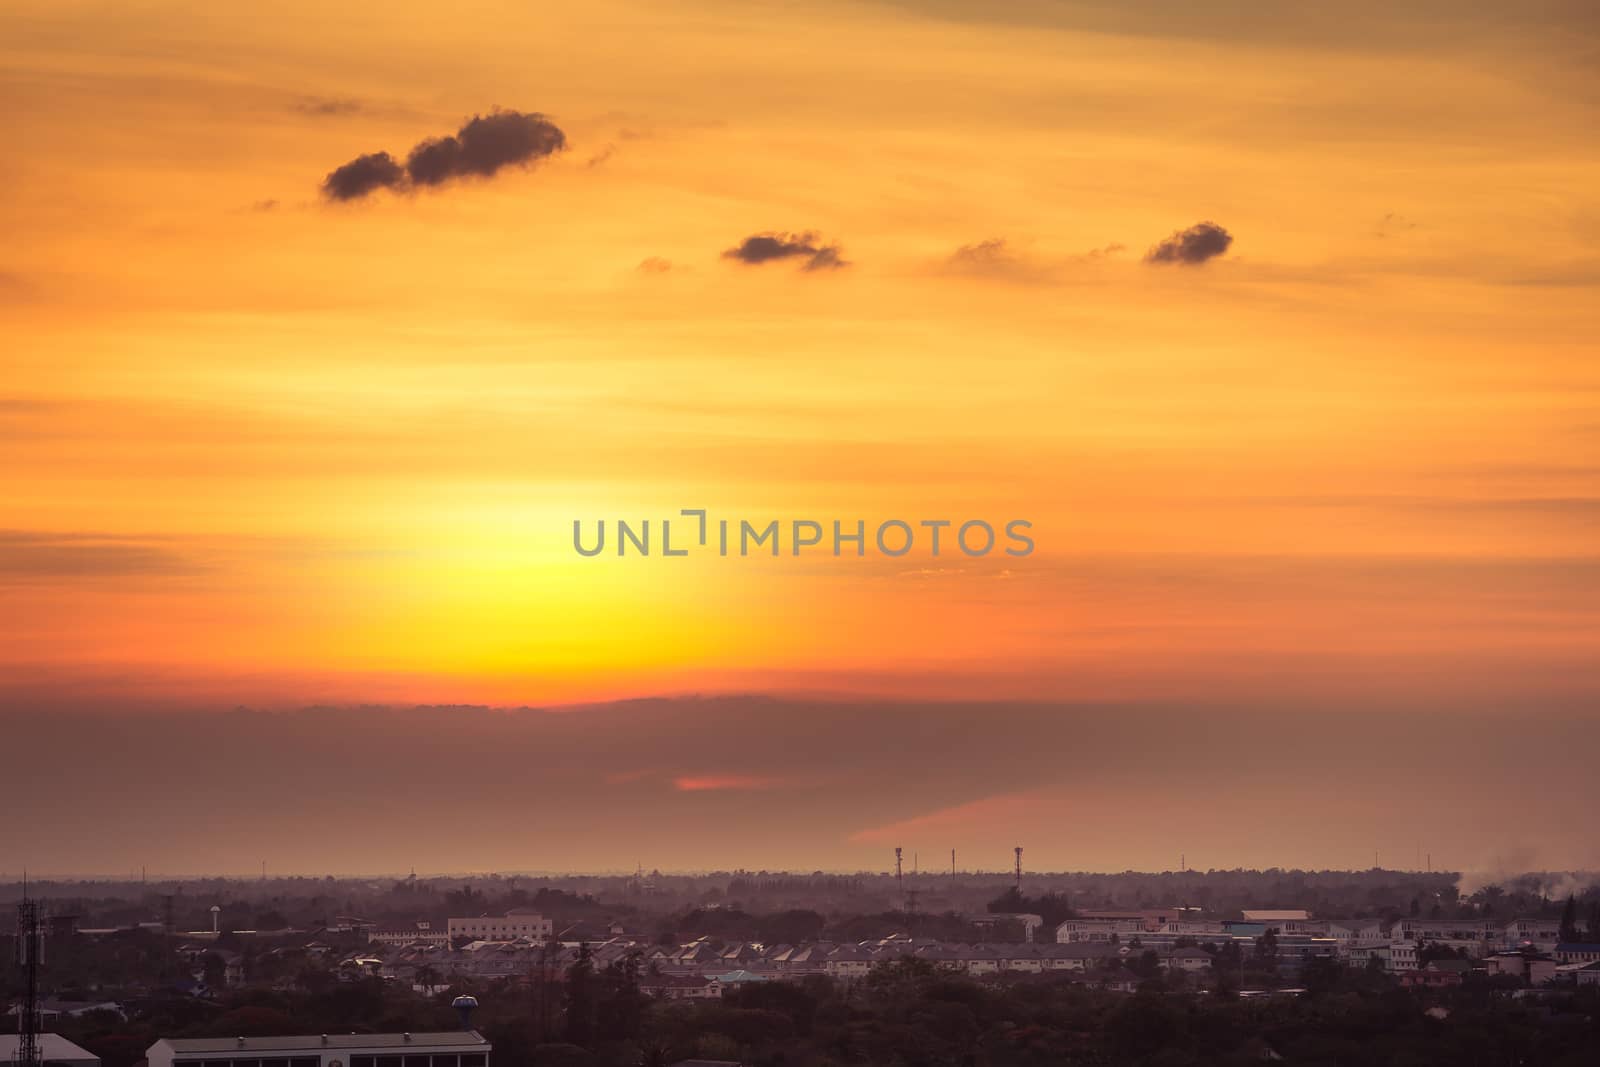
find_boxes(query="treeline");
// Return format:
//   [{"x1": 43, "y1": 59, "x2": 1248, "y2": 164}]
[{"x1": 27, "y1": 955, "x2": 1600, "y2": 1067}]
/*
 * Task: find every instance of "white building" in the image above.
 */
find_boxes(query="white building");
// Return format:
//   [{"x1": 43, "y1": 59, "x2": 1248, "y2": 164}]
[
  {"x1": 1503, "y1": 918, "x2": 1561, "y2": 950},
  {"x1": 1390, "y1": 918, "x2": 1498, "y2": 957},
  {"x1": 446, "y1": 912, "x2": 553, "y2": 944},
  {"x1": 369, "y1": 921, "x2": 449, "y2": 948},
  {"x1": 1055, "y1": 918, "x2": 1142, "y2": 943},
  {"x1": 147, "y1": 1032, "x2": 490, "y2": 1067}
]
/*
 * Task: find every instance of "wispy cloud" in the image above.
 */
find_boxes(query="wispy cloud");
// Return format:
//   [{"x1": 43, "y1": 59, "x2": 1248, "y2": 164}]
[{"x1": 673, "y1": 774, "x2": 781, "y2": 792}]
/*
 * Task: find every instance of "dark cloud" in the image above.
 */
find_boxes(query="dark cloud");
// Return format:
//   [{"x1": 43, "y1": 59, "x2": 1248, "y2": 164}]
[
  {"x1": 405, "y1": 110, "x2": 567, "y2": 187},
  {"x1": 320, "y1": 110, "x2": 567, "y2": 201},
  {"x1": 723, "y1": 232, "x2": 848, "y2": 271},
  {"x1": 321, "y1": 151, "x2": 405, "y2": 201},
  {"x1": 1144, "y1": 221, "x2": 1233, "y2": 265}
]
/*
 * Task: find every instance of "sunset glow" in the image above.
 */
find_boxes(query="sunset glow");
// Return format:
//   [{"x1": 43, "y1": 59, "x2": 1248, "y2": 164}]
[{"x1": 3, "y1": 0, "x2": 1597, "y2": 873}]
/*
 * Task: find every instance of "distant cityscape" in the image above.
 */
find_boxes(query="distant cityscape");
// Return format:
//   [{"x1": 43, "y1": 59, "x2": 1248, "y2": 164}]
[{"x1": 5, "y1": 867, "x2": 1599, "y2": 1066}]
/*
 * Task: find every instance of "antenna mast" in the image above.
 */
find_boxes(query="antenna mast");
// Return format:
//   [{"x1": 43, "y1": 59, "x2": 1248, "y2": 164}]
[{"x1": 16, "y1": 896, "x2": 43, "y2": 1067}]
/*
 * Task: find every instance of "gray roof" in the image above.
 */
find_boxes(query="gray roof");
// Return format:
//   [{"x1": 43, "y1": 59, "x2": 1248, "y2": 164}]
[
  {"x1": 1, "y1": 1034, "x2": 101, "y2": 1064},
  {"x1": 153, "y1": 1033, "x2": 487, "y2": 1054}
]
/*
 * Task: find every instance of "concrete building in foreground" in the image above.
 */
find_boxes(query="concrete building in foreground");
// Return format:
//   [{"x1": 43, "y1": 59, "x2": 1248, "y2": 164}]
[{"x1": 147, "y1": 1033, "x2": 490, "y2": 1067}]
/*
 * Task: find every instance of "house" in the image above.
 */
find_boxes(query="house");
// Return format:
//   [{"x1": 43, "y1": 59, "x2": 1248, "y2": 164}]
[
  {"x1": 825, "y1": 944, "x2": 874, "y2": 979},
  {"x1": 641, "y1": 973, "x2": 722, "y2": 1000},
  {"x1": 1401, "y1": 962, "x2": 1468, "y2": 989},
  {"x1": 710, "y1": 969, "x2": 769, "y2": 987},
  {"x1": 1165, "y1": 948, "x2": 1214, "y2": 973},
  {"x1": 1481, "y1": 952, "x2": 1559, "y2": 986}
]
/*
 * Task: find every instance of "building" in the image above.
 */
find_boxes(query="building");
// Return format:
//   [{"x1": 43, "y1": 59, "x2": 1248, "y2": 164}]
[
  {"x1": 2, "y1": 1035, "x2": 101, "y2": 1067},
  {"x1": 147, "y1": 1033, "x2": 490, "y2": 1067},
  {"x1": 640, "y1": 974, "x2": 722, "y2": 1000},
  {"x1": 1503, "y1": 919, "x2": 1561, "y2": 950},
  {"x1": 369, "y1": 921, "x2": 450, "y2": 948},
  {"x1": 1390, "y1": 919, "x2": 1499, "y2": 957},
  {"x1": 1165, "y1": 948, "x2": 1215, "y2": 974},
  {"x1": 446, "y1": 912, "x2": 553, "y2": 944},
  {"x1": 1055, "y1": 918, "x2": 1142, "y2": 943},
  {"x1": 4, "y1": 1001, "x2": 124, "y2": 1023},
  {"x1": 1553, "y1": 943, "x2": 1600, "y2": 965},
  {"x1": 1241, "y1": 910, "x2": 1310, "y2": 924}
]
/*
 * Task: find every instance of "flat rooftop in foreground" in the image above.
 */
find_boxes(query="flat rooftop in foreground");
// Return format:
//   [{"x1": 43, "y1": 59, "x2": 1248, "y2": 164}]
[{"x1": 152, "y1": 1035, "x2": 487, "y2": 1054}]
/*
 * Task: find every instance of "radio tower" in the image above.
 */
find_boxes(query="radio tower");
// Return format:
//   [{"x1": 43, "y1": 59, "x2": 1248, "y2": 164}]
[
  {"x1": 894, "y1": 847, "x2": 903, "y2": 893},
  {"x1": 1014, "y1": 846, "x2": 1023, "y2": 890},
  {"x1": 16, "y1": 895, "x2": 43, "y2": 1067}
]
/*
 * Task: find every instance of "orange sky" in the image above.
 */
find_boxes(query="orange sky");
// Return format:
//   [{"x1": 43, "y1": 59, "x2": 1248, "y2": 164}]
[{"x1": 2, "y1": 1, "x2": 1598, "y2": 871}]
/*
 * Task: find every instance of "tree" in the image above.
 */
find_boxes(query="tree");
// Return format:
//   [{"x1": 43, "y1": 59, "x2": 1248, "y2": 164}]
[
  {"x1": 563, "y1": 942, "x2": 595, "y2": 1045},
  {"x1": 200, "y1": 952, "x2": 227, "y2": 991},
  {"x1": 1559, "y1": 895, "x2": 1580, "y2": 943}
]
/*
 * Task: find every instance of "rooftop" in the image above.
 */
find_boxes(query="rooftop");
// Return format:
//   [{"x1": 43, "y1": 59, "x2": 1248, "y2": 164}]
[
  {"x1": 1, "y1": 1034, "x2": 100, "y2": 1063},
  {"x1": 152, "y1": 1034, "x2": 487, "y2": 1053}
]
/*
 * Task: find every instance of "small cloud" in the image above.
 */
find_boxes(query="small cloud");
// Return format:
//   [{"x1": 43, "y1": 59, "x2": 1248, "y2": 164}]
[
  {"x1": 586, "y1": 144, "x2": 617, "y2": 168},
  {"x1": 250, "y1": 198, "x2": 280, "y2": 212},
  {"x1": 637, "y1": 257, "x2": 673, "y2": 274},
  {"x1": 948, "y1": 237, "x2": 1018, "y2": 270},
  {"x1": 320, "y1": 109, "x2": 567, "y2": 201},
  {"x1": 672, "y1": 774, "x2": 778, "y2": 792},
  {"x1": 1144, "y1": 221, "x2": 1233, "y2": 265},
  {"x1": 723, "y1": 231, "x2": 847, "y2": 271},
  {"x1": 294, "y1": 97, "x2": 364, "y2": 117},
  {"x1": 321, "y1": 151, "x2": 405, "y2": 201},
  {"x1": 1374, "y1": 212, "x2": 1420, "y2": 239},
  {"x1": 942, "y1": 238, "x2": 1128, "y2": 282}
]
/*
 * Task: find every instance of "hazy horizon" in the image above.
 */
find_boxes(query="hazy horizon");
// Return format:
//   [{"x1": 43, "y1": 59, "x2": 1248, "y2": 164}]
[{"x1": 5, "y1": 697, "x2": 1597, "y2": 876}]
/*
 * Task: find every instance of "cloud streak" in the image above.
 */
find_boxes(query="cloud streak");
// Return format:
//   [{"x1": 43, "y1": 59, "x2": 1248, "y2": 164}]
[{"x1": 0, "y1": 531, "x2": 201, "y2": 581}]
